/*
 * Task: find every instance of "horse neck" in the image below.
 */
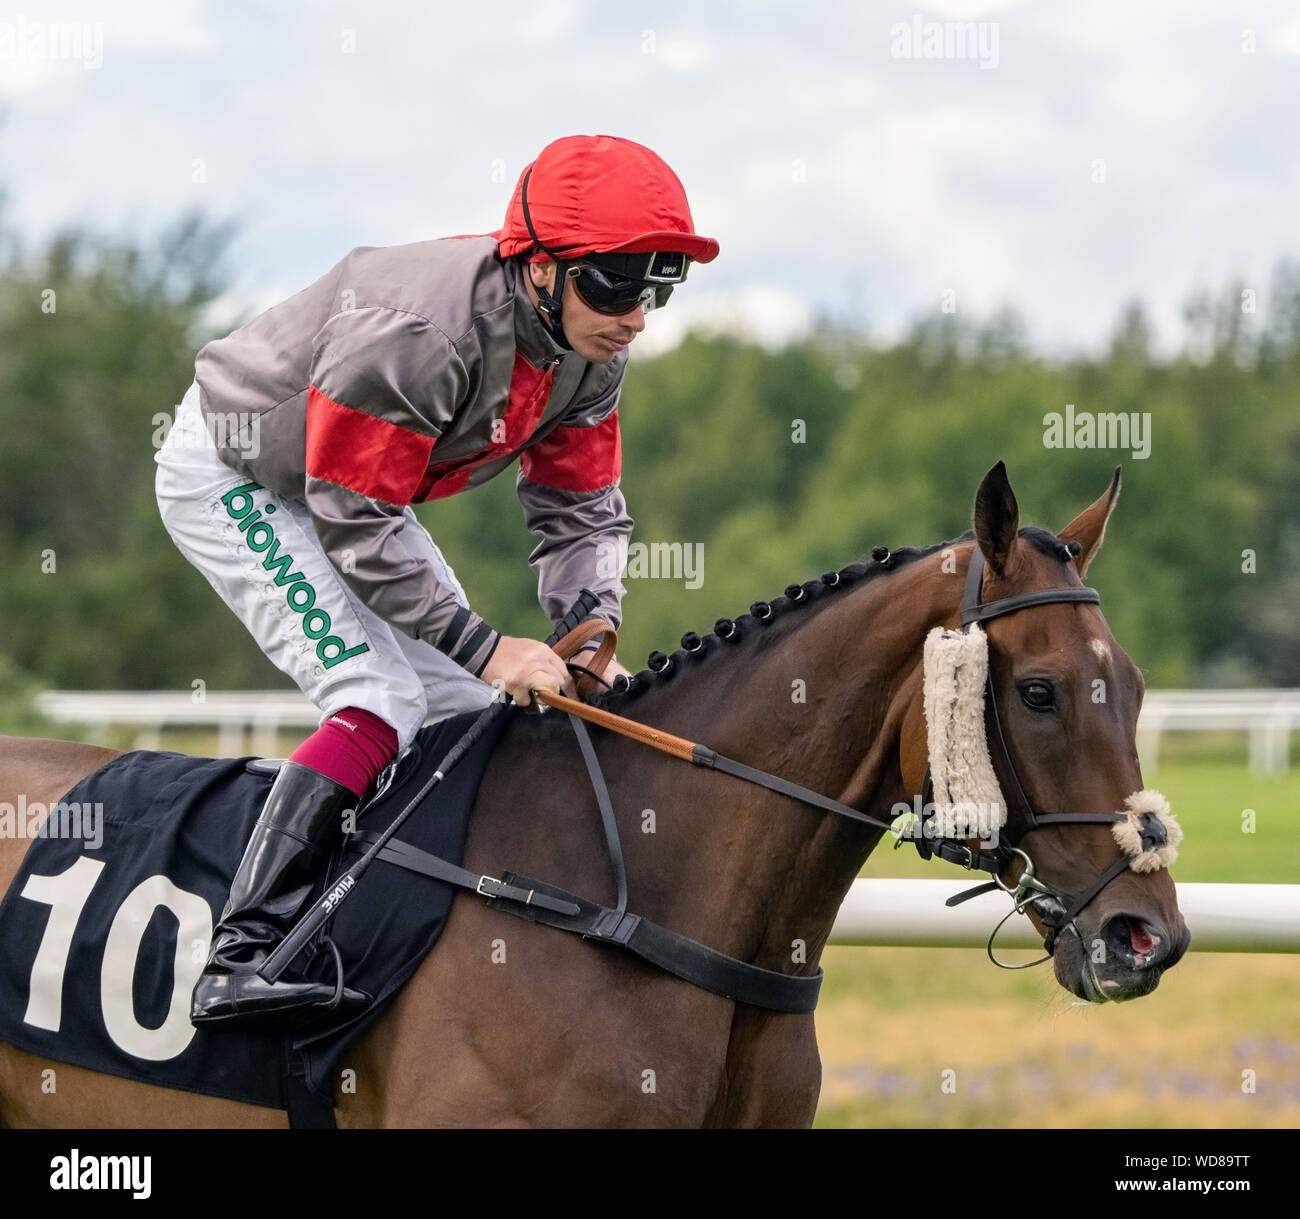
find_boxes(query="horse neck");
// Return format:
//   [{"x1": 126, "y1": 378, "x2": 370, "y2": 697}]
[{"x1": 614, "y1": 554, "x2": 956, "y2": 973}]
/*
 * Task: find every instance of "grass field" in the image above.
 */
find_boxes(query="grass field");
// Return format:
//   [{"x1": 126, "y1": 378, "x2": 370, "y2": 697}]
[{"x1": 816, "y1": 742, "x2": 1300, "y2": 1128}]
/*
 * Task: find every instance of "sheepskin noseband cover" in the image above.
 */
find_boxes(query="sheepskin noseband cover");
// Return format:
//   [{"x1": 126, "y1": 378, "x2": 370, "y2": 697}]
[{"x1": 922, "y1": 624, "x2": 1008, "y2": 839}]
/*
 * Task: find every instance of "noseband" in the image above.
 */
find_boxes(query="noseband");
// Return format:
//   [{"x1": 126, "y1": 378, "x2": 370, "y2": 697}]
[{"x1": 915, "y1": 546, "x2": 1171, "y2": 966}]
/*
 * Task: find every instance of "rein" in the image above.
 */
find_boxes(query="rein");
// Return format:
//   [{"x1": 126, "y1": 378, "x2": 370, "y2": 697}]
[{"x1": 532, "y1": 691, "x2": 896, "y2": 832}]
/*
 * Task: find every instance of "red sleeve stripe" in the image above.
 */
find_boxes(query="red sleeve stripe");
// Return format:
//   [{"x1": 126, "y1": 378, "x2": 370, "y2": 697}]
[
  {"x1": 305, "y1": 384, "x2": 434, "y2": 505},
  {"x1": 519, "y1": 412, "x2": 622, "y2": 493}
]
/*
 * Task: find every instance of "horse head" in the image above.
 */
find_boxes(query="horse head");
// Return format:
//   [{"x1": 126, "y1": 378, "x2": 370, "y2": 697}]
[{"x1": 925, "y1": 461, "x2": 1190, "y2": 1001}]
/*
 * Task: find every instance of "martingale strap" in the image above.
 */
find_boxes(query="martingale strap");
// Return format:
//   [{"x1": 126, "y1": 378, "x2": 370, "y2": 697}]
[
  {"x1": 349, "y1": 831, "x2": 821, "y2": 1013},
  {"x1": 347, "y1": 831, "x2": 581, "y2": 916},
  {"x1": 485, "y1": 872, "x2": 822, "y2": 1014},
  {"x1": 569, "y1": 714, "x2": 629, "y2": 916}
]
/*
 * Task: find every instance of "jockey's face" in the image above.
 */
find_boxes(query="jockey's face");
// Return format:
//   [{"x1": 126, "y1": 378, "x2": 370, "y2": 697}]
[{"x1": 525, "y1": 259, "x2": 646, "y2": 364}]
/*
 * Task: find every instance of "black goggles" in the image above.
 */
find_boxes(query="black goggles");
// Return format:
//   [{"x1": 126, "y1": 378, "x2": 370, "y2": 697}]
[{"x1": 564, "y1": 261, "x2": 679, "y2": 315}]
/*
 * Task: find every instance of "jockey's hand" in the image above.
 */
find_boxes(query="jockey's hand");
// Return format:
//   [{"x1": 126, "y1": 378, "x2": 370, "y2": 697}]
[{"x1": 481, "y1": 635, "x2": 576, "y2": 707}]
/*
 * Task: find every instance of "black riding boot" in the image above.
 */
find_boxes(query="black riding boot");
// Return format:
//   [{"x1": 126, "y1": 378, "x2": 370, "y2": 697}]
[{"x1": 190, "y1": 761, "x2": 369, "y2": 1026}]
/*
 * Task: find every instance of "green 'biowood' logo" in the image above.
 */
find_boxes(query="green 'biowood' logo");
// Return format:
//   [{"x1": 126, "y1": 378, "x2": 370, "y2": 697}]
[{"x1": 221, "y1": 482, "x2": 370, "y2": 669}]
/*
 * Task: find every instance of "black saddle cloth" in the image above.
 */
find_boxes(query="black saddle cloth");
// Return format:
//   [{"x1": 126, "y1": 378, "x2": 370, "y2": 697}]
[{"x1": 0, "y1": 708, "x2": 512, "y2": 1115}]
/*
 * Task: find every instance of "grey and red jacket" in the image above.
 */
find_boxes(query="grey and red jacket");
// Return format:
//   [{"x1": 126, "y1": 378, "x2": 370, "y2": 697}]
[{"x1": 193, "y1": 235, "x2": 631, "y2": 675}]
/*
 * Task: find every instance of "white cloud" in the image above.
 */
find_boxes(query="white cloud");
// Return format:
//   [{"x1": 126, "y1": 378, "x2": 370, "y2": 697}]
[
  {"x1": 1274, "y1": 15, "x2": 1300, "y2": 55},
  {"x1": 924, "y1": 0, "x2": 1029, "y2": 16},
  {"x1": 1, "y1": 0, "x2": 1296, "y2": 360},
  {"x1": 652, "y1": 30, "x2": 720, "y2": 73}
]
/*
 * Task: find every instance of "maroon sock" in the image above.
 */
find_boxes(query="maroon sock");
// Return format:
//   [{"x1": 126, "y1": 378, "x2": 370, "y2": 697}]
[{"x1": 289, "y1": 707, "x2": 399, "y2": 799}]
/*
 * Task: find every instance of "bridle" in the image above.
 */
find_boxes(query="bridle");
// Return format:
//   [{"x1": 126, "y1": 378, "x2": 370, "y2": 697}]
[{"x1": 914, "y1": 545, "x2": 1173, "y2": 966}]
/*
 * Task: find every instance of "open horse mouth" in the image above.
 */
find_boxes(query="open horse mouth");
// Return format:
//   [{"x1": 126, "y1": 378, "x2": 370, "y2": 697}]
[
  {"x1": 1106, "y1": 915, "x2": 1161, "y2": 969},
  {"x1": 1060, "y1": 914, "x2": 1191, "y2": 1003}
]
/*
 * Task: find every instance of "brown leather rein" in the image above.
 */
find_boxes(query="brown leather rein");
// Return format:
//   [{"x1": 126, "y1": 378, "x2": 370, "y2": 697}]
[{"x1": 537, "y1": 620, "x2": 894, "y2": 829}]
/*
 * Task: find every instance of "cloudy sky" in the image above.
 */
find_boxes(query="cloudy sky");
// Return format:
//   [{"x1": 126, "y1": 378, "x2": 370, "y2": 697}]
[{"x1": 2, "y1": 0, "x2": 1295, "y2": 358}]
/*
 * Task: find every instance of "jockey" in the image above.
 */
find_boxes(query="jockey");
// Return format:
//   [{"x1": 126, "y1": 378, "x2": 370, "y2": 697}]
[{"x1": 155, "y1": 134, "x2": 719, "y2": 1026}]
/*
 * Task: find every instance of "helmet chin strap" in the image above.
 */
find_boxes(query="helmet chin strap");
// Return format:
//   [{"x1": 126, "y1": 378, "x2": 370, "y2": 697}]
[
  {"x1": 529, "y1": 262, "x2": 573, "y2": 352},
  {"x1": 520, "y1": 168, "x2": 574, "y2": 352}
]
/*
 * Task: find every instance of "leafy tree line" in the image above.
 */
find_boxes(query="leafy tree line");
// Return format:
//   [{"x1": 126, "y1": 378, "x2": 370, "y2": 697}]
[{"x1": 0, "y1": 214, "x2": 1296, "y2": 732}]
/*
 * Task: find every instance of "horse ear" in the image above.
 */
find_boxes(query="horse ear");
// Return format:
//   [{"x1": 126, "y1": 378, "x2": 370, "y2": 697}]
[
  {"x1": 1058, "y1": 466, "x2": 1121, "y2": 577},
  {"x1": 973, "y1": 460, "x2": 1021, "y2": 577}
]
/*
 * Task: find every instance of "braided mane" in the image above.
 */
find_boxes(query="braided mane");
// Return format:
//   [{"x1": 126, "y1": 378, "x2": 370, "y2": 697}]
[{"x1": 590, "y1": 526, "x2": 1072, "y2": 709}]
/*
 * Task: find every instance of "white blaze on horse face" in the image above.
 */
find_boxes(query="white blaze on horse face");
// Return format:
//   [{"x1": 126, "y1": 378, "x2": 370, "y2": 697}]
[{"x1": 1089, "y1": 638, "x2": 1112, "y2": 664}]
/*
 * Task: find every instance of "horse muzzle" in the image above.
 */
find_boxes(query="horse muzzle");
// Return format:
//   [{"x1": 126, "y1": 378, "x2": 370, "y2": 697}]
[{"x1": 1056, "y1": 912, "x2": 1188, "y2": 1003}]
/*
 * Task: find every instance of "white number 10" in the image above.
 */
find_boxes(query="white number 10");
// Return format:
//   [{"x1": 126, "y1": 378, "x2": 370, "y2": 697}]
[{"x1": 20, "y1": 855, "x2": 213, "y2": 1061}]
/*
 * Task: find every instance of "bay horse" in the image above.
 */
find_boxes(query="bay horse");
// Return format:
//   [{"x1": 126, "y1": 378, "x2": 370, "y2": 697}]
[{"x1": 0, "y1": 463, "x2": 1188, "y2": 1127}]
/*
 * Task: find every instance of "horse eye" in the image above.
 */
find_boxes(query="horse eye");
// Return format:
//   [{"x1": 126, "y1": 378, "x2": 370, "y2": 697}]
[{"x1": 1020, "y1": 681, "x2": 1056, "y2": 711}]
